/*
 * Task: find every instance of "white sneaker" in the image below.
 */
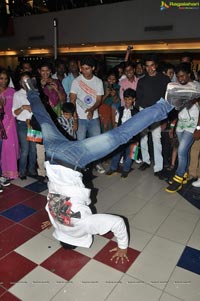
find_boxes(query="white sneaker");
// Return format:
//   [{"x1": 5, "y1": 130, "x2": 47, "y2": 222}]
[
  {"x1": 192, "y1": 178, "x2": 200, "y2": 187},
  {"x1": 135, "y1": 159, "x2": 142, "y2": 164},
  {"x1": 96, "y1": 164, "x2": 105, "y2": 174},
  {"x1": 0, "y1": 176, "x2": 10, "y2": 187}
]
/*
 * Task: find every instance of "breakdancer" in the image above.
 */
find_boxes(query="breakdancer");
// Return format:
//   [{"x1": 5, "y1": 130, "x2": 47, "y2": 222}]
[{"x1": 23, "y1": 76, "x2": 198, "y2": 264}]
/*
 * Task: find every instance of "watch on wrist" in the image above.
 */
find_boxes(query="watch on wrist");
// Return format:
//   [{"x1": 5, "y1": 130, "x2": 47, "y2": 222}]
[{"x1": 196, "y1": 125, "x2": 200, "y2": 130}]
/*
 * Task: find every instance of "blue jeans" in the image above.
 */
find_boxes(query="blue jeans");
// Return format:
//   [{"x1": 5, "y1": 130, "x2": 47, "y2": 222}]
[
  {"x1": 110, "y1": 144, "x2": 132, "y2": 172},
  {"x1": 16, "y1": 121, "x2": 37, "y2": 176},
  {"x1": 27, "y1": 91, "x2": 173, "y2": 170},
  {"x1": 77, "y1": 118, "x2": 101, "y2": 140},
  {"x1": 176, "y1": 130, "x2": 194, "y2": 177}
]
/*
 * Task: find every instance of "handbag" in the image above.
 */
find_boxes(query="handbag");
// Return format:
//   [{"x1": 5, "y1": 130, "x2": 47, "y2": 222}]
[{"x1": 26, "y1": 127, "x2": 42, "y2": 143}]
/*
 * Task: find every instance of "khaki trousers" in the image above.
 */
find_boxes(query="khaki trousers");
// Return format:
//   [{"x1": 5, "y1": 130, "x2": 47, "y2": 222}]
[{"x1": 189, "y1": 139, "x2": 200, "y2": 178}]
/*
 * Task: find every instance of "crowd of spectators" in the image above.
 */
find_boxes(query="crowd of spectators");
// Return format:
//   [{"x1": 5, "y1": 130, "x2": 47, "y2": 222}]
[{"x1": 0, "y1": 50, "x2": 199, "y2": 197}]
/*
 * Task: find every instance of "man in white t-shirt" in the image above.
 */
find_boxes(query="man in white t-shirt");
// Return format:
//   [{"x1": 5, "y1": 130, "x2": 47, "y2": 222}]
[{"x1": 70, "y1": 56, "x2": 105, "y2": 173}]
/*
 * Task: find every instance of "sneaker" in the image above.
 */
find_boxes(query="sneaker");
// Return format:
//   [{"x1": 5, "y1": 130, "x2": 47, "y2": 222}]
[
  {"x1": 165, "y1": 181, "x2": 183, "y2": 193},
  {"x1": 138, "y1": 162, "x2": 150, "y2": 171},
  {"x1": 192, "y1": 178, "x2": 200, "y2": 187},
  {"x1": 119, "y1": 157, "x2": 124, "y2": 165},
  {"x1": 135, "y1": 159, "x2": 142, "y2": 164},
  {"x1": 169, "y1": 173, "x2": 188, "y2": 185},
  {"x1": 106, "y1": 169, "x2": 117, "y2": 176},
  {"x1": 21, "y1": 76, "x2": 38, "y2": 92},
  {"x1": 165, "y1": 174, "x2": 183, "y2": 193},
  {"x1": 0, "y1": 184, "x2": 3, "y2": 193},
  {"x1": 183, "y1": 172, "x2": 188, "y2": 184},
  {"x1": 96, "y1": 164, "x2": 105, "y2": 174},
  {"x1": 154, "y1": 171, "x2": 167, "y2": 180},
  {"x1": 0, "y1": 176, "x2": 11, "y2": 187},
  {"x1": 168, "y1": 177, "x2": 173, "y2": 184},
  {"x1": 166, "y1": 81, "x2": 200, "y2": 110},
  {"x1": 121, "y1": 171, "x2": 129, "y2": 178},
  {"x1": 19, "y1": 175, "x2": 27, "y2": 180}
]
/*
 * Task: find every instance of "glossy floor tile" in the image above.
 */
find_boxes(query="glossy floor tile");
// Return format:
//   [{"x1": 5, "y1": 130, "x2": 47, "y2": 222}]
[{"x1": 0, "y1": 168, "x2": 199, "y2": 301}]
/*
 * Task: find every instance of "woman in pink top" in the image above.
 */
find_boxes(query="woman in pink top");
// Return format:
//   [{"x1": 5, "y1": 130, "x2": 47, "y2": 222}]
[
  {"x1": 38, "y1": 62, "x2": 66, "y2": 116},
  {"x1": 0, "y1": 69, "x2": 19, "y2": 179}
]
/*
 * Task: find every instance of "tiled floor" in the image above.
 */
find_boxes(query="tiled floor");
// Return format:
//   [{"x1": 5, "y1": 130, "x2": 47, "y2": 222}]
[{"x1": 0, "y1": 164, "x2": 200, "y2": 301}]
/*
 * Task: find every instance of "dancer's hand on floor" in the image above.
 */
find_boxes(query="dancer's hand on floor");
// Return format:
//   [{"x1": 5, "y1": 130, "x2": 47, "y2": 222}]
[
  {"x1": 109, "y1": 247, "x2": 129, "y2": 264},
  {"x1": 41, "y1": 220, "x2": 52, "y2": 230}
]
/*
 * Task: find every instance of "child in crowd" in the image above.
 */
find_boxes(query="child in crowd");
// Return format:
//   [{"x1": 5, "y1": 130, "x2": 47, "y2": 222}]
[
  {"x1": 57, "y1": 102, "x2": 77, "y2": 139},
  {"x1": 23, "y1": 75, "x2": 194, "y2": 263},
  {"x1": 106, "y1": 88, "x2": 139, "y2": 178}
]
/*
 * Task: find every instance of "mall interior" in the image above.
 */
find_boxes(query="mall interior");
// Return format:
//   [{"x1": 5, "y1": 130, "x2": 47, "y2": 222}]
[{"x1": 0, "y1": 1, "x2": 200, "y2": 300}]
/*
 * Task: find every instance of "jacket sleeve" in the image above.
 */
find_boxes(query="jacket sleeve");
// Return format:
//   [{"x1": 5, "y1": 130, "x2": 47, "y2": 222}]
[{"x1": 85, "y1": 213, "x2": 129, "y2": 249}]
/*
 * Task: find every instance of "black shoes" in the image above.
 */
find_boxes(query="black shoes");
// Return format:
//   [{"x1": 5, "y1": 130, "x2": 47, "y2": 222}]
[
  {"x1": 19, "y1": 175, "x2": 27, "y2": 180},
  {"x1": 20, "y1": 173, "x2": 37, "y2": 180},
  {"x1": 154, "y1": 171, "x2": 167, "y2": 180},
  {"x1": 106, "y1": 170, "x2": 117, "y2": 176},
  {"x1": 106, "y1": 170, "x2": 129, "y2": 178},
  {"x1": 27, "y1": 173, "x2": 38, "y2": 179},
  {"x1": 121, "y1": 171, "x2": 129, "y2": 178},
  {"x1": 165, "y1": 174, "x2": 183, "y2": 193},
  {"x1": 60, "y1": 241, "x2": 77, "y2": 250},
  {"x1": 37, "y1": 175, "x2": 46, "y2": 182},
  {"x1": 138, "y1": 162, "x2": 150, "y2": 171}
]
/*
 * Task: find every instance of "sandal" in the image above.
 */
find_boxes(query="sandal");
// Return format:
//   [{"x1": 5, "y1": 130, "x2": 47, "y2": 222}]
[{"x1": 166, "y1": 165, "x2": 175, "y2": 171}]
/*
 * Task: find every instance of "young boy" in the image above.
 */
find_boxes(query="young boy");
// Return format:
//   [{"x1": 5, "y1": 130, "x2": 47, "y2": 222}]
[
  {"x1": 57, "y1": 102, "x2": 77, "y2": 139},
  {"x1": 106, "y1": 88, "x2": 139, "y2": 178},
  {"x1": 22, "y1": 75, "x2": 193, "y2": 263}
]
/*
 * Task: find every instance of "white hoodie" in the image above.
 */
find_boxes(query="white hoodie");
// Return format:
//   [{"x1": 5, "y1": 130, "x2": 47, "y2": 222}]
[{"x1": 45, "y1": 162, "x2": 128, "y2": 249}]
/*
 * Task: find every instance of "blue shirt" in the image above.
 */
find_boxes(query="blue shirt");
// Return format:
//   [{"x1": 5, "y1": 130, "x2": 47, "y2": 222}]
[{"x1": 62, "y1": 73, "x2": 75, "y2": 102}]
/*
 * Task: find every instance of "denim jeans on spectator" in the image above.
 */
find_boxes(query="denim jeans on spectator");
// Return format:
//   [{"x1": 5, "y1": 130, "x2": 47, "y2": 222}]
[
  {"x1": 27, "y1": 91, "x2": 173, "y2": 170},
  {"x1": 110, "y1": 144, "x2": 132, "y2": 172},
  {"x1": 76, "y1": 118, "x2": 101, "y2": 140},
  {"x1": 16, "y1": 120, "x2": 37, "y2": 176},
  {"x1": 176, "y1": 130, "x2": 194, "y2": 177}
]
